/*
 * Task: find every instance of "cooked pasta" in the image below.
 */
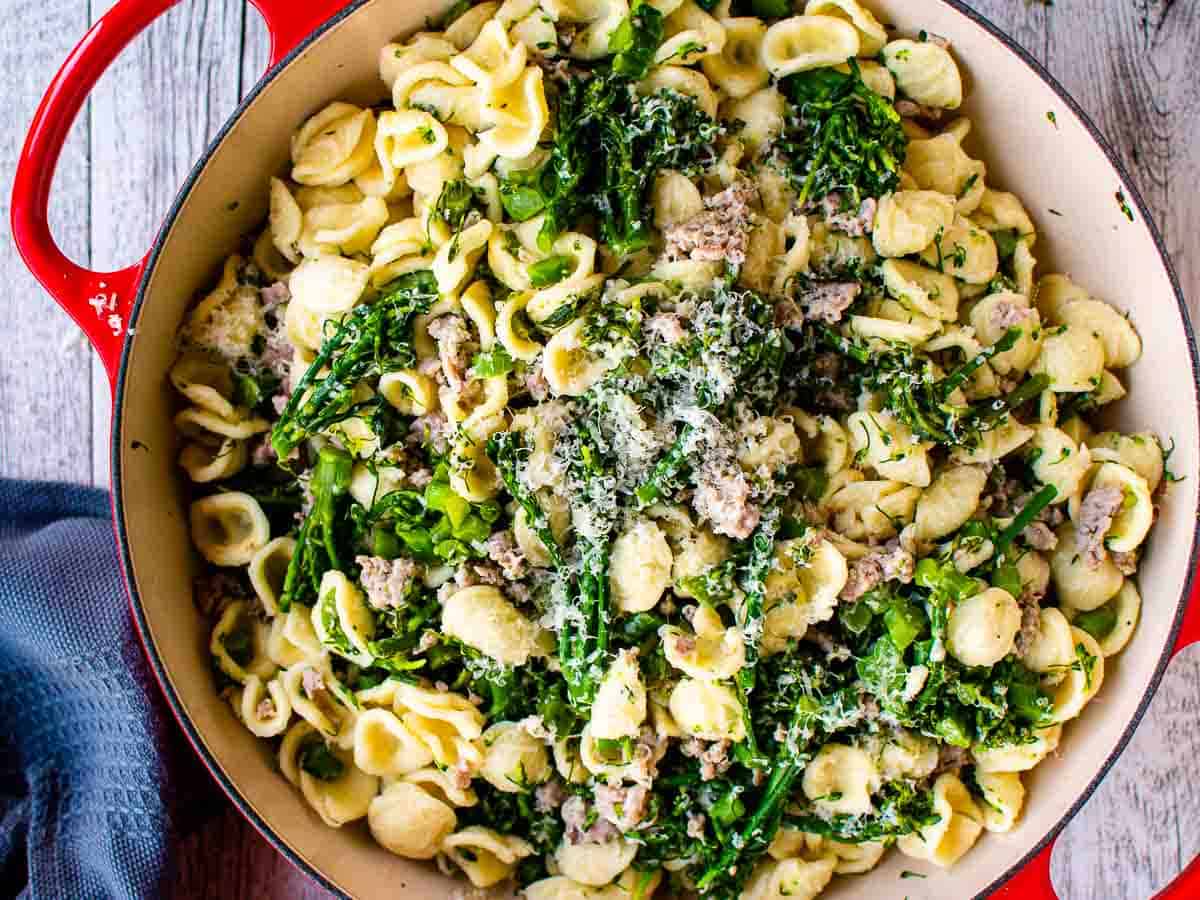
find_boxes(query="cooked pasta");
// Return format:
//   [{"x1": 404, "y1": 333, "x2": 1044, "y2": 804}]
[{"x1": 170, "y1": 2, "x2": 1169, "y2": 895}]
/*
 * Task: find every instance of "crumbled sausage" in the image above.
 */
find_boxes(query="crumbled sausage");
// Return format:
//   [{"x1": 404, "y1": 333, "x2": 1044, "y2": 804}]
[
  {"x1": 629, "y1": 726, "x2": 668, "y2": 786},
  {"x1": 687, "y1": 812, "x2": 707, "y2": 839},
  {"x1": 1013, "y1": 591, "x2": 1042, "y2": 658},
  {"x1": 895, "y1": 99, "x2": 945, "y2": 123},
  {"x1": 534, "y1": 779, "x2": 567, "y2": 813},
  {"x1": 260, "y1": 280, "x2": 291, "y2": 309},
  {"x1": 672, "y1": 634, "x2": 697, "y2": 656},
  {"x1": 984, "y1": 477, "x2": 1026, "y2": 517},
  {"x1": 681, "y1": 738, "x2": 732, "y2": 781},
  {"x1": 774, "y1": 281, "x2": 860, "y2": 327},
  {"x1": 1076, "y1": 486, "x2": 1124, "y2": 568},
  {"x1": 409, "y1": 411, "x2": 451, "y2": 453},
  {"x1": 356, "y1": 555, "x2": 419, "y2": 609},
  {"x1": 525, "y1": 368, "x2": 550, "y2": 402},
  {"x1": 595, "y1": 783, "x2": 651, "y2": 832},
  {"x1": 693, "y1": 461, "x2": 761, "y2": 540},
  {"x1": 562, "y1": 796, "x2": 620, "y2": 844},
  {"x1": 817, "y1": 193, "x2": 877, "y2": 237},
  {"x1": 485, "y1": 530, "x2": 528, "y2": 581},
  {"x1": 1111, "y1": 549, "x2": 1138, "y2": 575},
  {"x1": 840, "y1": 540, "x2": 915, "y2": 602},
  {"x1": 426, "y1": 314, "x2": 473, "y2": 392},
  {"x1": 991, "y1": 299, "x2": 1033, "y2": 329},
  {"x1": 1021, "y1": 521, "x2": 1058, "y2": 551},
  {"x1": 662, "y1": 180, "x2": 757, "y2": 266},
  {"x1": 255, "y1": 698, "x2": 277, "y2": 719}
]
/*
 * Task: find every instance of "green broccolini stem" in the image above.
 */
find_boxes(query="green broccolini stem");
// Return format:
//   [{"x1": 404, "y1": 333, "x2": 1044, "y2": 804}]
[
  {"x1": 973, "y1": 373, "x2": 1051, "y2": 425},
  {"x1": 733, "y1": 507, "x2": 781, "y2": 764},
  {"x1": 634, "y1": 425, "x2": 694, "y2": 507},
  {"x1": 486, "y1": 432, "x2": 566, "y2": 572},
  {"x1": 487, "y1": 430, "x2": 608, "y2": 709},
  {"x1": 270, "y1": 272, "x2": 435, "y2": 459},
  {"x1": 936, "y1": 327, "x2": 1021, "y2": 399},
  {"x1": 994, "y1": 484, "x2": 1058, "y2": 555},
  {"x1": 696, "y1": 750, "x2": 806, "y2": 892},
  {"x1": 279, "y1": 446, "x2": 353, "y2": 612}
]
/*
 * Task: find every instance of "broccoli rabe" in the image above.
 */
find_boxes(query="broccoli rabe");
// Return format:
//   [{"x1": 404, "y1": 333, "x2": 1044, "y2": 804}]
[
  {"x1": 487, "y1": 432, "x2": 566, "y2": 571},
  {"x1": 271, "y1": 270, "x2": 437, "y2": 459},
  {"x1": 279, "y1": 446, "x2": 354, "y2": 612},
  {"x1": 785, "y1": 780, "x2": 939, "y2": 843},
  {"x1": 634, "y1": 425, "x2": 694, "y2": 507},
  {"x1": 499, "y1": 69, "x2": 719, "y2": 255},
  {"x1": 365, "y1": 465, "x2": 499, "y2": 565},
  {"x1": 816, "y1": 326, "x2": 1050, "y2": 450},
  {"x1": 851, "y1": 557, "x2": 1056, "y2": 748},
  {"x1": 776, "y1": 61, "x2": 908, "y2": 208},
  {"x1": 609, "y1": 0, "x2": 664, "y2": 79}
]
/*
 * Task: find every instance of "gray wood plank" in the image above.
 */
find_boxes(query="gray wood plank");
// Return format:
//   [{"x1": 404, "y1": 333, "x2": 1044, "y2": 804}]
[{"x1": 0, "y1": 0, "x2": 94, "y2": 485}]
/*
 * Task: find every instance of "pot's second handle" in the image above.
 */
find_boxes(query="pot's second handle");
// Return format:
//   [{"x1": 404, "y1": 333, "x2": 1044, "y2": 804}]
[
  {"x1": 11, "y1": 0, "x2": 348, "y2": 390},
  {"x1": 995, "y1": 836, "x2": 1200, "y2": 899}
]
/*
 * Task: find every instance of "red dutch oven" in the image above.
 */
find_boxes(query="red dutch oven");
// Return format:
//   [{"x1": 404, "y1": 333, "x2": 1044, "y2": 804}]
[{"x1": 11, "y1": 0, "x2": 1200, "y2": 897}]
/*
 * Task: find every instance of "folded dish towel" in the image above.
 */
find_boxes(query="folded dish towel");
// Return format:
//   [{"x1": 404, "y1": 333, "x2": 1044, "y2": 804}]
[{"x1": 0, "y1": 479, "x2": 211, "y2": 899}]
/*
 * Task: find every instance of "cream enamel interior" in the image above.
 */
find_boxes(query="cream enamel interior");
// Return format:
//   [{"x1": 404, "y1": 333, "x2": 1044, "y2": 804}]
[{"x1": 112, "y1": 1, "x2": 1199, "y2": 897}]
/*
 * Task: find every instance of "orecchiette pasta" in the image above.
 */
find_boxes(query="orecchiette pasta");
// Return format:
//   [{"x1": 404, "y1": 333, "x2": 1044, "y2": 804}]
[
  {"x1": 175, "y1": 2, "x2": 1167, "y2": 894},
  {"x1": 590, "y1": 650, "x2": 647, "y2": 740},
  {"x1": 801, "y1": 743, "x2": 880, "y2": 816},
  {"x1": 368, "y1": 781, "x2": 457, "y2": 858},
  {"x1": 668, "y1": 679, "x2": 745, "y2": 742},
  {"x1": 189, "y1": 492, "x2": 270, "y2": 566},
  {"x1": 882, "y1": 39, "x2": 963, "y2": 109},
  {"x1": 443, "y1": 826, "x2": 535, "y2": 887},
  {"x1": 441, "y1": 584, "x2": 543, "y2": 665},
  {"x1": 897, "y1": 774, "x2": 984, "y2": 867},
  {"x1": 761, "y1": 15, "x2": 859, "y2": 78}
]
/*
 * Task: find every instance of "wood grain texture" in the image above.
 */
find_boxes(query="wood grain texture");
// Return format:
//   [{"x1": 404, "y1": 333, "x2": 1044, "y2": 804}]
[
  {"x1": 0, "y1": 0, "x2": 93, "y2": 484},
  {"x1": 1, "y1": 1, "x2": 1197, "y2": 898}
]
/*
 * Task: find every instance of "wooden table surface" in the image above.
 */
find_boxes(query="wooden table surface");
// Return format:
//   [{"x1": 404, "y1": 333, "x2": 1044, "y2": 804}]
[{"x1": 1, "y1": 1, "x2": 1197, "y2": 897}]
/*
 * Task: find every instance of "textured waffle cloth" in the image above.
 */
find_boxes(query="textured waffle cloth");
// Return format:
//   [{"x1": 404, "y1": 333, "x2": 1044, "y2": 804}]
[{"x1": 0, "y1": 479, "x2": 209, "y2": 899}]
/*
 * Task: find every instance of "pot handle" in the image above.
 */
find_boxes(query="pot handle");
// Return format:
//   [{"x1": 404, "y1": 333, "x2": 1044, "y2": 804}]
[
  {"x1": 10, "y1": 0, "x2": 181, "y2": 389},
  {"x1": 248, "y1": 0, "x2": 351, "y2": 69},
  {"x1": 995, "y1": 836, "x2": 1200, "y2": 899},
  {"x1": 11, "y1": 0, "x2": 347, "y2": 390},
  {"x1": 1172, "y1": 573, "x2": 1200, "y2": 657}
]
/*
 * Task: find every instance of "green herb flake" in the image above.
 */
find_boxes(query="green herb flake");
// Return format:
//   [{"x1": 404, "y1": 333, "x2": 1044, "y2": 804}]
[{"x1": 1116, "y1": 189, "x2": 1135, "y2": 222}]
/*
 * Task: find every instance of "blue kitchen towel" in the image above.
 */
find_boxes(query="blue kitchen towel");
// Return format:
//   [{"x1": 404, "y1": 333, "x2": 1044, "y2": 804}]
[{"x1": 0, "y1": 479, "x2": 210, "y2": 899}]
